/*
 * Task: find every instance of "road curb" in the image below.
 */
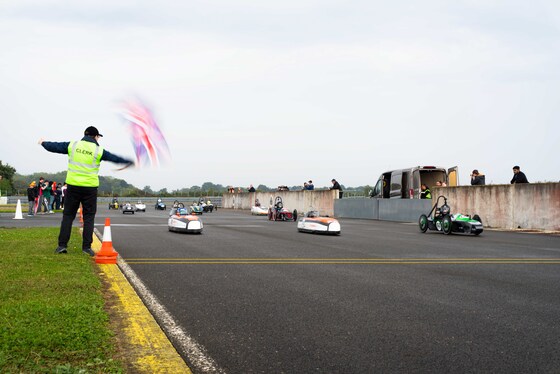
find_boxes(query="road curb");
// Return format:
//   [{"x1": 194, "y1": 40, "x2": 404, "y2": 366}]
[{"x1": 91, "y1": 232, "x2": 192, "y2": 373}]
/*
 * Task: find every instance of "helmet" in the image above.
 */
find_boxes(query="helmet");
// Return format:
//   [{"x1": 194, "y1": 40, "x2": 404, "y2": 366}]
[{"x1": 440, "y1": 204, "x2": 450, "y2": 216}]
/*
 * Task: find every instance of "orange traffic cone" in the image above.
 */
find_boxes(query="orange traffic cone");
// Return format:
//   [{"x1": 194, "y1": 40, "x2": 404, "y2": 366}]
[{"x1": 95, "y1": 218, "x2": 119, "y2": 264}]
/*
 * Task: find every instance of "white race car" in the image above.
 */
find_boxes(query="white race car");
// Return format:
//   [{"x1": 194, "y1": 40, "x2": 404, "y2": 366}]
[
  {"x1": 297, "y1": 211, "x2": 341, "y2": 235},
  {"x1": 122, "y1": 202, "x2": 135, "y2": 214},
  {"x1": 168, "y1": 205, "x2": 203, "y2": 234},
  {"x1": 251, "y1": 205, "x2": 269, "y2": 215},
  {"x1": 251, "y1": 198, "x2": 268, "y2": 215},
  {"x1": 135, "y1": 201, "x2": 146, "y2": 212}
]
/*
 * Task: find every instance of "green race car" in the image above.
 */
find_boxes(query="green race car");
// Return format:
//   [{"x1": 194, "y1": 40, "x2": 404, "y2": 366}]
[{"x1": 419, "y1": 195, "x2": 483, "y2": 235}]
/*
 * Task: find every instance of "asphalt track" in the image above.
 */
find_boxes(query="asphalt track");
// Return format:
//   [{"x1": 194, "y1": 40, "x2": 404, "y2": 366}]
[{"x1": 3, "y1": 207, "x2": 560, "y2": 373}]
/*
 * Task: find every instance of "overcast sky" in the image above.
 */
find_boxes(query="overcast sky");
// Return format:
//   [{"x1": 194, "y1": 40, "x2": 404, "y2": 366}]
[{"x1": 1, "y1": 0, "x2": 558, "y2": 190}]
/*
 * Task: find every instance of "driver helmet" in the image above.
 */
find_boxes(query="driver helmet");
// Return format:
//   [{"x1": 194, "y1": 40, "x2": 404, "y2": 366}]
[
  {"x1": 440, "y1": 204, "x2": 450, "y2": 216},
  {"x1": 307, "y1": 210, "x2": 319, "y2": 218}
]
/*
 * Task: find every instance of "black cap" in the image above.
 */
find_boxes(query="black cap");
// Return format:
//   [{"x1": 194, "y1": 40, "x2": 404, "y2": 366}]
[{"x1": 84, "y1": 126, "x2": 103, "y2": 137}]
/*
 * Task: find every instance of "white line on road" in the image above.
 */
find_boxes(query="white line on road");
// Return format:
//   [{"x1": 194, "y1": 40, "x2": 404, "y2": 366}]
[
  {"x1": 94, "y1": 223, "x2": 168, "y2": 227},
  {"x1": 118, "y1": 259, "x2": 224, "y2": 373}
]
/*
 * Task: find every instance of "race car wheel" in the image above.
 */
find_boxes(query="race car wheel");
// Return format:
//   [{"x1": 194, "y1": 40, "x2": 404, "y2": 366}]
[
  {"x1": 442, "y1": 215, "x2": 452, "y2": 235},
  {"x1": 419, "y1": 214, "x2": 428, "y2": 233},
  {"x1": 293, "y1": 209, "x2": 298, "y2": 221},
  {"x1": 473, "y1": 214, "x2": 482, "y2": 225}
]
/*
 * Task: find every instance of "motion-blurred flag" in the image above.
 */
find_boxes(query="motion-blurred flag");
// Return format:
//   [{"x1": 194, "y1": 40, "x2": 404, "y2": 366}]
[{"x1": 119, "y1": 98, "x2": 171, "y2": 167}]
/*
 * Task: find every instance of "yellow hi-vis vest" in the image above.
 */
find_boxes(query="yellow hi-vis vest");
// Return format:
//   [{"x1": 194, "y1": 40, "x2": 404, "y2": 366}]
[{"x1": 66, "y1": 140, "x2": 104, "y2": 187}]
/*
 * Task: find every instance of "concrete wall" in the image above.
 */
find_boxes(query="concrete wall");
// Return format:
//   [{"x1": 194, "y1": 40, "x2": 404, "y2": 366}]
[
  {"x1": 223, "y1": 183, "x2": 559, "y2": 231},
  {"x1": 335, "y1": 198, "x2": 379, "y2": 219},
  {"x1": 378, "y1": 199, "x2": 432, "y2": 222},
  {"x1": 433, "y1": 183, "x2": 560, "y2": 231},
  {"x1": 222, "y1": 190, "x2": 338, "y2": 216},
  {"x1": 335, "y1": 199, "x2": 431, "y2": 222}
]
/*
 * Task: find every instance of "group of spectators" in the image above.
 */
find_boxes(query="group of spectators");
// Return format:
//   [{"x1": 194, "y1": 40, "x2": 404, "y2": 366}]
[
  {"x1": 239, "y1": 179, "x2": 344, "y2": 197},
  {"x1": 470, "y1": 165, "x2": 529, "y2": 186},
  {"x1": 421, "y1": 165, "x2": 530, "y2": 199},
  {"x1": 228, "y1": 179, "x2": 344, "y2": 198},
  {"x1": 26, "y1": 177, "x2": 67, "y2": 216}
]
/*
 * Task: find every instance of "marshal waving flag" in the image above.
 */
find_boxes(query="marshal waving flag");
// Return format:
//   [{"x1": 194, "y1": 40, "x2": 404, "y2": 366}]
[{"x1": 118, "y1": 98, "x2": 171, "y2": 167}]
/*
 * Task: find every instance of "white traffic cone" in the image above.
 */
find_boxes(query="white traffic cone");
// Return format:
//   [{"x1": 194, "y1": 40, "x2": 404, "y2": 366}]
[{"x1": 13, "y1": 199, "x2": 24, "y2": 220}]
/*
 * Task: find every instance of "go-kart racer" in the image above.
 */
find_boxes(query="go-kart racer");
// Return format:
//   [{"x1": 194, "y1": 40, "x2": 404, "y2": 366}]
[{"x1": 168, "y1": 204, "x2": 203, "y2": 234}]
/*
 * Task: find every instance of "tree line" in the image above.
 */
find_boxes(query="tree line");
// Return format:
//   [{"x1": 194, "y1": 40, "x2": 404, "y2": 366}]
[{"x1": 1, "y1": 161, "x2": 371, "y2": 197}]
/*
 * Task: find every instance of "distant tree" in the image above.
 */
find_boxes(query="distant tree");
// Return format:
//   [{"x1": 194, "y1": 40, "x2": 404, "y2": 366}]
[
  {"x1": 0, "y1": 161, "x2": 16, "y2": 181},
  {"x1": 256, "y1": 184, "x2": 271, "y2": 192},
  {"x1": 0, "y1": 161, "x2": 17, "y2": 193},
  {"x1": 142, "y1": 185, "x2": 153, "y2": 195}
]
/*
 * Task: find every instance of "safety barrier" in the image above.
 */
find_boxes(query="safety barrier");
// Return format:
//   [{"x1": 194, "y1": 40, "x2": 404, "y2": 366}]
[
  {"x1": 432, "y1": 183, "x2": 560, "y2": 231},
  {"x1": 334, "y1": 183, "x2": 559, "y2": 231},
  {"x1": 222, "y1": 190, "x2": 339, "y2": 216}
]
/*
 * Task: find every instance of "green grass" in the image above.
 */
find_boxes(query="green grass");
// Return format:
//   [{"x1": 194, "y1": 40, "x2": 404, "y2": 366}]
[
  {"x1": 0, "y1": 227, "x2": 124, "y2": 373},
  {"x1": 0, "y1": 204, "x2": 63, "y2": 214},
  {"x1": 0, "y1": 204, "x2": 17, "y2": 213}
]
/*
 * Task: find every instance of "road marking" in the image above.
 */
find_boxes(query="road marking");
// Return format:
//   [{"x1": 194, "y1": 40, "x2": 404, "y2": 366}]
[
  {"x1": 123, "y1": 257, "x2": 560, "y2": 265},
  {"x1": 117, "y1": 260, "x2": 224, "y2": 373},
  {"x1": 211, "y1": 224, "x2": 264, "y2": 228},
  {"x1": 92, "y1": 233, "x2": 223, "y2": 373},
  {"x1": 94, "y1": 223, "x2": 168, "y2": 227}
]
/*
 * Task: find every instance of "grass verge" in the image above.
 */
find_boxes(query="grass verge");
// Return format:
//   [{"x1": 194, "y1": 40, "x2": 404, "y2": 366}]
[
  {"x1": 0, "y1": 204, "x2": 17, "y2": 213},
  {"x1": 0, "y1": 227, "x2": 124, "y2": 373}
]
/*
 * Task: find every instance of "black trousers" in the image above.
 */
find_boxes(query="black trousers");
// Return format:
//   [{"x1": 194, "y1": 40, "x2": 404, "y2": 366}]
[{"x1": 58, "y1": 184, "x2": 98, "y2": 250}]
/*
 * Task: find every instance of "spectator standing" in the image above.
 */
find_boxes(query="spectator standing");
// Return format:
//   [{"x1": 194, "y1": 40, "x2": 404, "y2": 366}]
[
  {"x1": 306, "y1": 180, "x2": 314, "y2": 190},
  {"x1": 330, "y1": 178, "x2": 343, "y2": 198},
  {"x1": 42, "y1": 181, "x2": 53, "y2": 214},
  {"x1": 39, "y1": 126, "x2": 133, "y2": 256},
  {"x1": 248, "y1": 184, "x2": 256, "y2": 192},
  {"x1": 37, "y1": 177, "x2": 47, "y2": 214},
  {"x1": 470, "y1": 170, "x2": 486, "y2": 185},
  {"x1": 27, "y1": 181, "x2": 37, "y2": 216},
  {"x1": 511, "y1": 166, "x2": 529, "y2": 184},
  {"x1": 54, "y1": 182, "x2": 62, "y2": 210},
  {"x1": 50, "y1": 181, "x2": 57, "y2": 211},
  {"x1": 61, "y1": 183, "x2": 67, "y2": 209}
]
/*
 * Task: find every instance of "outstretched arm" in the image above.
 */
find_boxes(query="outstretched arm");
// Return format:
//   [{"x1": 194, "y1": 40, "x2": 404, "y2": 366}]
[
  {"x1": 101, "y1": 149, "x2": 134, "y2": 165},
  {"x1": 38, "y1": 139, "x2": 70, "y2": 154}
]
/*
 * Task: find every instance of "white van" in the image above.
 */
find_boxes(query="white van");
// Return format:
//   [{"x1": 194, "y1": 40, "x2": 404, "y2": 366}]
[{"x1": 370, "y1": 166, "x2": 459, "y2": 199}]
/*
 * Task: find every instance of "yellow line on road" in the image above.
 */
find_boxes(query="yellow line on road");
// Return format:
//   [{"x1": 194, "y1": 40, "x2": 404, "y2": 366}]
[
  {"x1": 124, "y1": 258, "x2": 560, "y2": 265},
  {"x1": 92, "y1": 235, "x2": 192, "y2": 373},
  {"x1": 124, "y1": 257, "x2": 560, "y2": 261}
]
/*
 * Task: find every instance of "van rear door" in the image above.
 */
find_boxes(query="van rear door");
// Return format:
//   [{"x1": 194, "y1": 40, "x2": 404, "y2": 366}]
[
  {"x1": 447, "y1": 166, "x2": 459, "y2": 186},
  {"x1": 390, "y1": 171, "x2": 402, "y2": 198}
]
